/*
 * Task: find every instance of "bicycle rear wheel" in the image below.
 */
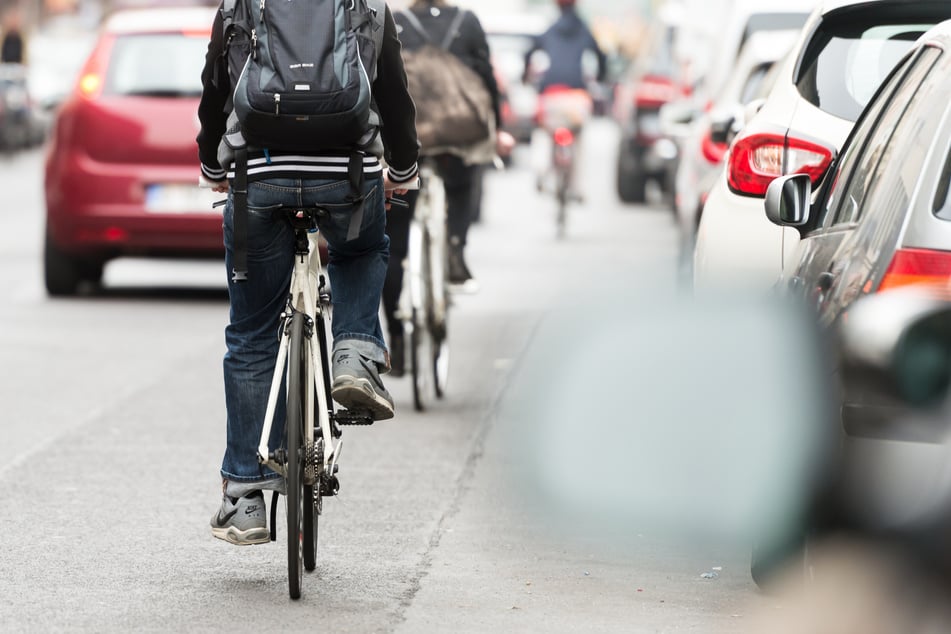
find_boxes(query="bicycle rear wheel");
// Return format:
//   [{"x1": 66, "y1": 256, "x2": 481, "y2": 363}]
[
  {"x1": 285, "y1": 313, "x2": 306, "y2": 600},
  {"x1": 304, "y1": 314, "x2": 332, "y2": 572},
  {"x1": 409, "y1": 226, "x2": 433, "y2": 412},
  {"x1": 432, "y1": 328, "x2": 449, "y2": 399},
  {"x1": 409, "y1": 309, "x2": 430, "y2": 412},
  {"x1": 555, "y1": 173, "x2": 568, "y2": 239}
]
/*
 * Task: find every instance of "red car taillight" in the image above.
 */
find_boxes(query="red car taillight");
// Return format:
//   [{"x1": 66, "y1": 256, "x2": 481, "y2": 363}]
[
  {"x1": 879, "y1": 248, "x2": 951, "y2": 292},
  {"x1": 700, "y1": 128, "x2": 727, "y2": 165},
  {"x1": 727, "y1": 132, "x2": 834, "y2": 197},
  {"x1": 634, "y1": 75, "x2": 680, "y2": 109}
]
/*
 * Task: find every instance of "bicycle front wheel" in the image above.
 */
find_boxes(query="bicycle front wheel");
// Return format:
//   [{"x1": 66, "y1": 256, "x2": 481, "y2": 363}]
[{"x1": 285, "y1": 313, "x2": 306, "y2": 600}]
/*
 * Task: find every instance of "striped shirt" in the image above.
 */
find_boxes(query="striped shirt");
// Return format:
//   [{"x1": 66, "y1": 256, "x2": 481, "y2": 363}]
[{"x1": 202, "y1": 150, "x2": 418, "y2": 184}]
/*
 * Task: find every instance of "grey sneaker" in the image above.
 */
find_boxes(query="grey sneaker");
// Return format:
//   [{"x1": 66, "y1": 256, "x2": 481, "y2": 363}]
[
  {"x1": 210, "y1": 490, "x2": 269, "y2": 545},
  {"x1": 331, "y1": 346, "x2": 395, "y2": 420}
]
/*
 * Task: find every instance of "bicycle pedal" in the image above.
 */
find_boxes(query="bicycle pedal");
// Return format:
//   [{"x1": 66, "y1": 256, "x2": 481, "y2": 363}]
[
  {"x1": 322, "y1": 474, "x2": 340, "y2": 496},
  {"x1": 333, "y1": 410, "x2": 375, "y2": 426}
]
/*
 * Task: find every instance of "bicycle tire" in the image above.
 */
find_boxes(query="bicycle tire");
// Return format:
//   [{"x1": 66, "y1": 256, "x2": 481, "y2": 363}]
[
  {"x1": 556, "y1": 174, "x2": 568, "y2": 239},
  {"x1": 410, "y1": 223, "x2": 433, "y2": 412},
  {"x1": 432, "y1": 329, "x2": 449, "y2": 399},
  {"x1": 409, "y1": 309, "x2": 427, "y2": 412},
  {"x1": 286, "y1": 313, "x2": 306, "y2": 600}
]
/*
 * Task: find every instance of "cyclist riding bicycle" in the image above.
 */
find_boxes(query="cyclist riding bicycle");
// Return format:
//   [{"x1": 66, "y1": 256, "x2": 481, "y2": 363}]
[
  {"x1": 197, "y1": 0, "x2": 419, "y2": 545},
  {"x1": 384, "y1": 0, "x2": 513, "y2": 376},
  {"x1": 524, "y1": 0, "x2": 607, "y2": 96},
  {"x1": 524, "y1": 0, "x2": 606, "y2": 197}
]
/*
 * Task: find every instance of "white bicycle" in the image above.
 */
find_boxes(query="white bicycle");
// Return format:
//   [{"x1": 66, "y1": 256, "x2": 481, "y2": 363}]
[
  {"x1": 255, "y1": 207, "x2": 372, "y2": 600},
  {"x1": 398, "y1": 161, "x2": 451, "y2": 411}
]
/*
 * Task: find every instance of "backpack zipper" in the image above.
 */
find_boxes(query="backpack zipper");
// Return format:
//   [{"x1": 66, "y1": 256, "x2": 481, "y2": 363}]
[{"x1": 274, "y1": 93, "x2": 281, "y2": 115}]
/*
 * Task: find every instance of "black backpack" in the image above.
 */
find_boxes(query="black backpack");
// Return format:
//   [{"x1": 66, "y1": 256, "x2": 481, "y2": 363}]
[
  {"x1": 219, "y1": 0, "x2": 385, "y2": 151},
  {"x1": 216, "y1": 0, "x2": 386, "y2": 282}
]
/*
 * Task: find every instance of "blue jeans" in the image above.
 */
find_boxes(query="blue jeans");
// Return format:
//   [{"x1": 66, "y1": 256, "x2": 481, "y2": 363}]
[{"x1": 220, "y1": 176, "x2": 389, "y2": 483}]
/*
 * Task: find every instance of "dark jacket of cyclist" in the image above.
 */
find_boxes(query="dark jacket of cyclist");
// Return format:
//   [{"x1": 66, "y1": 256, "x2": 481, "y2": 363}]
[{"x1": 525, "y1": 0, "x2": 607, "y2": 92}]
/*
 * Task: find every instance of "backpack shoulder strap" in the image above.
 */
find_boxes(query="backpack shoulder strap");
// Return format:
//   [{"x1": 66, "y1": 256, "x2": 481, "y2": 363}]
[
  {"x1": 220, "y1": 0, "x2": 237, "y2": 30},
  {"x1": 365, "y1": 0, "x2": 386, "y2": 58},
  {"x1": 398, "y1": 9, "x2": 431, "y2": 44},
  {"x1": 440, "y1": 8, "x2": 468, "y2": 51}
]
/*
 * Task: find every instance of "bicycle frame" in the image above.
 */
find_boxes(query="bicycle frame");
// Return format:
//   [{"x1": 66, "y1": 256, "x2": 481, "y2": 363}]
[
  {"x1": 399, "y1": 164, "x2": 448, "y2": 326},
  {"x1": 257, "y1": 226, "x2": 338, "y2": 480}
]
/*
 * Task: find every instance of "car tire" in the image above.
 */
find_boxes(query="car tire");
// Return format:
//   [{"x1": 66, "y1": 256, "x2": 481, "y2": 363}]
[
  {"x1": 616, "y1": 152, "x2": 647, "y2": 204},
  {"x1": 44, "y1": 231, "x2": 103, "y2": 296}
]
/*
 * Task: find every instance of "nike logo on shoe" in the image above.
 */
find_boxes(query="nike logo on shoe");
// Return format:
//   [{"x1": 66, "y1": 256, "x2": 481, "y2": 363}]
[
  {"x1": 245, "y1": 505, "x2": 260, "y2": 516},
  {"x1": 216, "y1": 508, "x2": 238, "y2": 526}
]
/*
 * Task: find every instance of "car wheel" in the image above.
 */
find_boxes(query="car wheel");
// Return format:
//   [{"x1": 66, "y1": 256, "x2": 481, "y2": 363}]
[
  {"x1": 616, "y1": 151, "x2": 647, "y2": 204},
  {"x1": 44, "y1": 231, "x2": 104, "y2": 296}
]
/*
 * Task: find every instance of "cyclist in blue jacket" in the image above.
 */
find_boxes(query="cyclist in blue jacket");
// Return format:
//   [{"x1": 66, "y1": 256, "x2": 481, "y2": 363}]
[{"x1": 524, "y1": 0, "x2": 607, "y2": 93}]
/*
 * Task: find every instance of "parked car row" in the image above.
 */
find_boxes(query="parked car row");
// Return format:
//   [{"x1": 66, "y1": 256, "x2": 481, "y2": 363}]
[
  {"x1": 616, "y1": 0, "x2": 951, "y2": 589},
  {"x1": 694, "y1": 0, "x2": 951, "y2": 290}
]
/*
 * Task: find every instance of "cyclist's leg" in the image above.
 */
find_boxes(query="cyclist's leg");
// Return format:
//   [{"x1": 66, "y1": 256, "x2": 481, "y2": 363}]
[
  {"x1": 568, "y1": 123, "x2": 585, "y2": 200},
  {"x1": 305, "y1": 176, "x2": 394, "y2": 420},
  {"x1": 382, "y1": 190, "x2": 417, "y2": 377},
  {"x1": 214, "y1": 179, "x2": 298, "y2": 544},
  {"x1": 438, "y1": 155, "x2": 478, "y2": 286}
]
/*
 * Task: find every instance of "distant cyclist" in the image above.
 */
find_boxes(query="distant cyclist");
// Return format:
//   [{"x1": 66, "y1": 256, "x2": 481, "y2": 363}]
[
  {"x1": 524, "y1": 0, "x2": 607, "y2": 95},
  {"x1": 523, "y1": 0, "x2": 606, "y2": 200}
]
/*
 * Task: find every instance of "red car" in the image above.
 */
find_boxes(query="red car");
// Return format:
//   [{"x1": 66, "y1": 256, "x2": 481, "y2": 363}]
[{"x1": 44, "y1": 7, "x2": 222, "y2": 295}]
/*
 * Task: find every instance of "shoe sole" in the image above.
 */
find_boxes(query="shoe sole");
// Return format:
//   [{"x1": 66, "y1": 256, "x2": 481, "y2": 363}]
[
  {"x1": 331, "y1": 376, "x2": 395, "y2": 421},
  {"x1": 211, "y1": 525, "x2": 269, "y2": 546}
]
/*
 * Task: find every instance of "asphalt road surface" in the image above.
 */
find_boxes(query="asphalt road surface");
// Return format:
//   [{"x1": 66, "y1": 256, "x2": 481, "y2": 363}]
[{"x1": 0, "y1": 121, "x2": 776, "y2": 632}]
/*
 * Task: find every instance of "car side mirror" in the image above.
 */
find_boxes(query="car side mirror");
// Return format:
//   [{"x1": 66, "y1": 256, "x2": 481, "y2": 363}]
[
  {"x1": 765, "y1": 174, "x2": 811, "y2": 227},
  {"x1": 709, "y1": 113, "x2": 735, "y2": 145},
  {"x1": 840, "y1": 287, "x2": 951, "y2": 409},
  {"x1": 659, "y1": 100, "x2": 697, "y2": 132}
]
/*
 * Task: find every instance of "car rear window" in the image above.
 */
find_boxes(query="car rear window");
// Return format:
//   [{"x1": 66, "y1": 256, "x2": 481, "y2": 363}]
[
  {"x1": 740, "y1": 13, "x2": 810, "y2": 50},
  {"x1": 796, "y1": 11, "x2": 945, "y2": 121},
  {"x1": 104, "y1": 33, "x2": 208, "y2": 97}
]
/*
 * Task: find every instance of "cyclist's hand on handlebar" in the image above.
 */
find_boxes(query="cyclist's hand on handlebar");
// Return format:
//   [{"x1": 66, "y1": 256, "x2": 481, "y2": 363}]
[
  {"x1": 383, "y1": 173, "x2": 409, "y2": 196},
  {"x1": 383, "y1": 178, "x2": 407, "y2": 212},
  {"x1": 496, "y1": 130, "x2": 516, "y2": 158},
  {"x1": 199, "y1": 173, "x2": 229, "y2": 193}
]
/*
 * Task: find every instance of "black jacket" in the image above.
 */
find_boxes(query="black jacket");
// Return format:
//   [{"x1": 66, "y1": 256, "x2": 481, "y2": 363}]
[
  {"x1": 196, "y1": 2, "x2": 420, "y2": 184},
  {"x1": 394, "y1": 4, "x2": 502, "y2": 127}
]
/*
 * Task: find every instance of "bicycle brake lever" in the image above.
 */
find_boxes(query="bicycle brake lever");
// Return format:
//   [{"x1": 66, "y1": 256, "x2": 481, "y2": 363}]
[{"x1": 386, "y1": 196, "x2": 409, "y2": 208}]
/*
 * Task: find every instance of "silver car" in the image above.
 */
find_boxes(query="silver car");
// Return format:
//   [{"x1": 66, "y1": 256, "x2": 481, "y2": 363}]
[{"x1": 765, "y1": 18, "x2": 951, "y2": 438}]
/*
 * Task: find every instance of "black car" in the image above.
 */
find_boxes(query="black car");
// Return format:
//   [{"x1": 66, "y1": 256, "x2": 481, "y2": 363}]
[{"x1": 765, "y1": 19, "x2": 951, "y2": 439}]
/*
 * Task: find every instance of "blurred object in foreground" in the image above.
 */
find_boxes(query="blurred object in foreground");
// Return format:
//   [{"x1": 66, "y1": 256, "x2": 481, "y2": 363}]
[
  {"x1": 814, "y1": 284, "x2": 951, "y2": 538},
  {"x1": 750, "y1": 284, "x2": 951, "y2": 632},
  {"x1": 498, "y1": 285, "x2": 836, "y2": 548}
]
